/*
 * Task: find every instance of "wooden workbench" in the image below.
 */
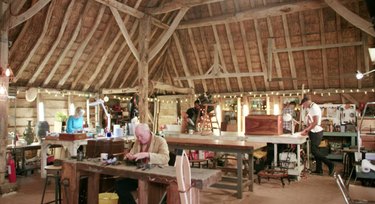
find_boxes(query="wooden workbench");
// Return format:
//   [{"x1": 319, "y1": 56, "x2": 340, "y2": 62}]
[{"x1": 61, "y1": 159, "x2": 221, "y2": 204}]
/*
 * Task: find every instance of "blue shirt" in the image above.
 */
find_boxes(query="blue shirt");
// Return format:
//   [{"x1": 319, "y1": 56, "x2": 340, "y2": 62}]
[{"x1": 66, "y1": 116, "x2": 83, "y2": 133}]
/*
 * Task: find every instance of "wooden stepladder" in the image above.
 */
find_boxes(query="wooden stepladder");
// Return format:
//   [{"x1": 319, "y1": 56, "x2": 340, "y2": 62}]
[{"x1": 199, "y1": 104, "x2": 221, "y2": 136}]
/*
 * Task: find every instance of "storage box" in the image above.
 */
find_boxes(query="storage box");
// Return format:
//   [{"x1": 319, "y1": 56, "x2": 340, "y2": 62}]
[
  {"x1": 59, "y1": 133, "x2": 87, "y2": 141},
  {"x1": 245, "y1": 115, "x2": 282, "y2": 135}
]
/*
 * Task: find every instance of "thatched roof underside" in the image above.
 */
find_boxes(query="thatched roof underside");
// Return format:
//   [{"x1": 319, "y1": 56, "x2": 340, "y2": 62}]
[{"x1": 7, "y1": 0, "x2": 375, "y2": 94}]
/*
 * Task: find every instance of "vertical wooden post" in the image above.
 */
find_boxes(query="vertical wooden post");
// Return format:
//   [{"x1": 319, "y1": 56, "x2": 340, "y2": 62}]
[
  {"x1": 138, "y1": 16, "x2": 151, "y2": 123},
  {"x1": 0, "y1": 1, "x2": 9, "y2": 185}
]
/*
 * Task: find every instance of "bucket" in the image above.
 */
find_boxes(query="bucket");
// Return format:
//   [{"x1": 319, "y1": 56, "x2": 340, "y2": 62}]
[{"x1": 98, "y1": 192, "x2": 119, "y2": 204}]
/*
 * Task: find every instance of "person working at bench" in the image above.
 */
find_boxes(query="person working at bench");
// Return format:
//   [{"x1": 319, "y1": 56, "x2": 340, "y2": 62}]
[
  {"x1": 66, "y1": 107, "x2": 84, "y2": 134},
  {"x1": 186, "y1": 99, "x2": 202, "y2": 132},
  {"x1": 116, "y1": 123, "x2": 170, "y2": 204},
  {"x1": 300, "y1": 96, "x2": 335, "y2": 176}
]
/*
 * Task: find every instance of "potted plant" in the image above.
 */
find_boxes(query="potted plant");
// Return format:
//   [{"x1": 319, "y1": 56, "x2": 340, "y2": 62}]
[{"x1": 54, "y1": 112, "x2": 68, "y2": 132}]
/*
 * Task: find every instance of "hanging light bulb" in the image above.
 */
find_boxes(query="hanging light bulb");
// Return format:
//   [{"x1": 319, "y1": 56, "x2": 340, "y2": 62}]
[{"x1": 5, "y1": 67, "x2": 10, "y2": 77}]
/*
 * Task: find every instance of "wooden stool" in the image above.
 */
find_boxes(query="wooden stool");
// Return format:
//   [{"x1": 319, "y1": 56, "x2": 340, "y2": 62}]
[
  {"x1": 257, "y1": 168, "x2": 290, "y2": 187},
  {"x1": 41, "y1": 165, "x2": 62, "y2": 204}
]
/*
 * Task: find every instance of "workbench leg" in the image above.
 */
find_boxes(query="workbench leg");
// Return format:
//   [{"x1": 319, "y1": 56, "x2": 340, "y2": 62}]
[
  {"x1": 249, "y1": 153, "x2": 254, "y2": 192},
  {"x1": 87, "y1": 172, "x2": 100, "y2": 204},
  {"x1": 61, "y1": 162, "x2": 80, "y2": 204},
  {"x1": 274, "y1": 144, "x2": 278, "y2": 167},
  {"x1": 138, "y1": 180, "x2": 149, "y2": 204},
  {"x1": 236, "y1": 153, "x2": 243, "y2": 199},
  {"x1": 41, "y1": 144, "x2": 49, "y2": 178}
]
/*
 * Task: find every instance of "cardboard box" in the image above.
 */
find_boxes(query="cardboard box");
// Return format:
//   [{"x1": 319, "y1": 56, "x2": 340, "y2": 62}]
[
  {"x1": 349, "y1": 184, "x2": 375, "y2": 202},
  {"x1": 245, "y1": 115, "x2": 282, "y2": 135}
]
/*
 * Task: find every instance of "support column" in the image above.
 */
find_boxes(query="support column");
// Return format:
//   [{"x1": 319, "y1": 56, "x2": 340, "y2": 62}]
[
  {"x1": 0, "y1": 1, "x2": 9, "y2": 185},
  {"x1": 138, "y1": 16, "x2": 151, "y2": 123}
]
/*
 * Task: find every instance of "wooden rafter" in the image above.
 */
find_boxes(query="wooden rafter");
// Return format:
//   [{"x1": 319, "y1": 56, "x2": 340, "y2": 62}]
[
  {"x1": 102, "y1": 87, "x2": 138, "y2": 94},
  {"x1": 43, "y1": 19, "x2": 82, "y2": 86},
  {"x1": 8, "y1": 0, "x2": 51, "y2": 29},
  {"x1": 273, "y1": 41, "x2": 363, "y2": 53},
  {"x1": 14, "y1": 1, "x2": 55, "y2": 82},
  {"x1": 325, "y1": 0, "x2": 375, "y2": 37},
  {"x1": 172, "y1": 32, "x2": 195, "y2": 89},
  {"x1": 336, "y1": 13, "x2": 344, "y2": 88},
  {"x1": 0, "y1": 0, "x2": 27, "y2": 30},
  {"x1": 83, "y1": 19, "x2": 138, "y2": 91},
  {"x1": 167, "y1": 51, "x2": 183, "y2": 87},
  {"x1": 150, "y1": 81, "x2": 194, "y2": 94},
  {"x1": 239, "y1": 21, "x2": 257, "y2": 91},
  {"x1": 266, "y1": 17, "x2": 283, "y2": 89},
  {"x1": 27, "y1": 0, "x2": 77, "y2": 86},
  {"x1": 187, "y1": 28, "x2": 208, "y2": 92},
  {"x1": 71, "y1": 18, "x2": 114, "y2": 89},
  {"x1": 111, "y1": 7, "x2": 140, "y2": 62},
  {"x1": 281, "y1": 14, "x2": 297, "y2": 90},
  {"x1": 109, "y1": 45, "x2": 134, "y2": 88},
  {"x1": 254, "y1": 19, "x2": 270, "y2": 91},
  {"x1": 298, "y1": 12, "x2": 313, "y2": 89},
  {"x1": 148, "y1": 41, "x2": 170, "y2": 83},
  {"x1": 57, "y1": 5, "x2": 106, "y2": 89},
  {"x1": 148, "y1": 7, "x2": 188, "y2": 62},
  {"x1": 225, "y1": 22, "x2": 244, "y2": 92},
  {"x1": 148, "y1": 0, "x2": 223, "y2": 15},
  {"x1": 119, "y1": 59, "x2": 137, "y2": 88},
  {"x1": 178, "y1": 0, "x2": 328, "y2": 29},
  {"x1": 319, "y1": 9, "x2": 329, "y2": 89}
]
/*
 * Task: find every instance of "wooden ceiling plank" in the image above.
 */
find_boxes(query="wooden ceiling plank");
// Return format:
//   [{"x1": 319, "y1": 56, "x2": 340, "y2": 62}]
[
  {"x1": 198, "y1": 27, "x2": 219, "y2": 93},
  {"x1": 179, "y1": 0, "x2": 328, "y2": 29},
  {"x1": 254, "y1": 19, "x2": 270, "y2": 91},
  {"x1": 324, "y1": 0, "x2": 375, "y2": 37},
  {"x1": 57, "y1": 5, "x2": 106, "y2": 89},
  {"x1": 239, "y1": 21, "x2": 257, "y2": 91},
  {"x1": 148, "y1": 7, "x2": 188, "y2": 62},
  {"x1": 94, "y1": 0, "x2": 144, "y2": 18},
  {"x1": 319, "y1": 9, "x2": 329, "y2": 89},
  {"x1": 148, "y1": 0, "x2": 223, "y2": 15},
  {"x1": 273, "y1": 41, "x2": 362, "y2": 52},
  {"x1": 14, "y1": 0, "x2": 55, "y2": 82},
  {"x1": 110, "y1": 7, "x2": 140, "y2": 62},
  {"x1": 71, "y1": 18, "x2": 114, "y2": 89},
  {"x1": 43, "y1": 19, "x2": 82, "y2": 87},
  {"x1": 172, "y1": 32, "x2": 195, "y2": 89},
  {"x1": 336, "y1": 13, "x2": 344, "y2": 88},
  {"x1": 266, "y1": 17, "x2": 283, "y2": 89},
  {"x1": 0, "y1": 0, "x2": 26, "y2": 31},
  {"x1": 8, "y1": 0, "x2": 51, "y2": 29},
  {"x1": 224, "y1": 22, "x2": 244, "y2": 92},
  {"x1": 298, "y1": 12, "x2": 313, "y2": 89},
  {"x1": 27, "y1": 0, "x2": 77, "y2": 86},
  {"x1": 187, "y1": 28, "x2": 208, "y2": 92},
  {"x1": 281, "y1": 14, "x2": 297, "y2": 90},
  {"x1": 119, "y1": 59, "x2": 137, "y2": 88},
  {"x1": 168, "y1": 51, "x2": 183, "y2": 87},
  {"x1": 83, "y1": 18, "x2": 138, "y2": 91},
  {"x1": 208, "y1": 4, "x2": 231, "y2": 92}
]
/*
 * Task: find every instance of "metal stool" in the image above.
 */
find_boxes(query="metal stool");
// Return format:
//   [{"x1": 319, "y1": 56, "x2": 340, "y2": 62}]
[{"x1": 41, "y1": 165, "x2": 62, "y2": 204}]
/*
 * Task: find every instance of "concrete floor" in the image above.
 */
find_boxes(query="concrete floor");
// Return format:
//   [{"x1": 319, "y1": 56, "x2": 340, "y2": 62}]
[{"x1": 0, "y1": 165, "x2": 344, "y2": 204}]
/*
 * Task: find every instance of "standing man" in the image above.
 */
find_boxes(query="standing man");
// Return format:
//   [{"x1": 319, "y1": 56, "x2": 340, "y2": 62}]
[
  {"x1": 116, "y1": 123, "x2": 170, "y2": 204},
  {"x1": 186, "y1": 100, "x2": 202, "y2": 132},
  {"x1": 300, "y1": 96, "x2": 334, "y2": 176}
]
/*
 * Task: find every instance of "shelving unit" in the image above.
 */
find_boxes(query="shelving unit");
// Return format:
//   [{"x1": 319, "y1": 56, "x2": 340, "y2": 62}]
[{"x1": 323, "y1": 132, "x2": 357, "y2": 160}]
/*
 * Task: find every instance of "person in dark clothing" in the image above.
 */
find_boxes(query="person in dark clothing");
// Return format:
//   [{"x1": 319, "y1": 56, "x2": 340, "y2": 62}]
[{"x1": 186, "y1": 100, "x2": 201, "y2": 132}]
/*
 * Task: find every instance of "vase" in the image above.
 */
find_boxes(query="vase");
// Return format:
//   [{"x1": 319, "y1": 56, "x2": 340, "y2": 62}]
[{"x1": 23, "y1": 120, "x2": 35, "y2": 145}]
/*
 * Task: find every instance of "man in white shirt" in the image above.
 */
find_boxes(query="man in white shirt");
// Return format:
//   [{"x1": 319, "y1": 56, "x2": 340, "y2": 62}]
[{"x1": 301, "y1": 96, "x2": 334, "y2": 176}]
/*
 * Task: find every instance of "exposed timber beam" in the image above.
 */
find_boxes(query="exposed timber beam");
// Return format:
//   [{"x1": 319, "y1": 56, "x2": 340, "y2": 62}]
[
  {"x1": 94, "y1": 0, "x2": 144, "y2": 18},
  {"x1": 254, "y1": 19, "x2": 270, "y2": 91},
  {"x1": 273, "y1": 41, "x2": 363, "y2": 53},
  {"x1": 57, "y1": 5, "x2": 105, "y2": 89},
  {"x1": 151, "y1": 81, "x2": 194, "y2": 94},
  {"x1": 148, "y1": 7, "x2": 188, "y2": 62},
  {"x1": 239, "y1": 21, "x2": 257, "y2": 91},
  {"x1": 178, "y1": 0, "x2": 327, "y2": 29},
  {"x1": 110, "y1": 7, "x2": 140, "y2": 62},
  {"x1": 119, "y1": 59, "x2": 137, "y2": 88},
  {"x1": 43, "y1": 19, "x2": 82, "y2": 86},
  {"x1": 27, "y1": 0, "x2": 77, "y2": 86},
  {"x1": 299, "y1": 12, "x2": 313, "y2": 89},
  {"x1": 175, "y1": 72, "x2": 265, "y2": 80},
  {"x1": 319, "y1": 9, "x2": 329, "y2": 89},
  {"x1": 172, "y1": 33, "x2": 195, "y2": 88},
  {"x1": 282, "y1": 14, "x2": 297, "y2": 90},
  {"x1": 102, "y1": 87, "x2": 139, "y2": 94},
  {"x1": 14, "y1": 1, "x2": 55, "y2": 82},
  {"x1": 147, "y1": 0, "x2": 223, "y2": 15},
  {"x1": 167, "y1": 51, "x2": 183, "y2": 87},
  {"x1": 325, "y1": 0, "x2": 375, "y2": 37},
  {"x1": 8, "y1": 0, "x2": 51, "y2": 29},
  {"x1": 266, "y1": 17, "x2": 283, "y2": 89},
  {"x1": 0, "y1": 0, "x2": 27, "y2": 30},
  {"x1": 187, "y1": 28, "x2": 207, "y2": 92}
]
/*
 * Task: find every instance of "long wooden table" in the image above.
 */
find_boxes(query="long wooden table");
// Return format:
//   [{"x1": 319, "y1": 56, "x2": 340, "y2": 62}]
[
  {"x1": 61, "y1": 159, "x2": 221, "y2": 204},
  {"x1": 166, "y1": 136, "x2": 266, "y2": 199}
]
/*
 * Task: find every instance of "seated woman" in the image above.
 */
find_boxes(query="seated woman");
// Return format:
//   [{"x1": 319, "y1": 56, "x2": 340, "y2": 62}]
[{"x1": 66, "y1": 107, "x2": 85, "y2": 134}]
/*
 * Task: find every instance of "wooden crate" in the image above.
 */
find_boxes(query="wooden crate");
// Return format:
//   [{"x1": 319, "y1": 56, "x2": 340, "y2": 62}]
[
  {"x1": 245, "y1": 115, "x2": 282, "y2": 135},
  {"x1": 59, "y1": 133, "x2": 87, "y2": 141}
]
